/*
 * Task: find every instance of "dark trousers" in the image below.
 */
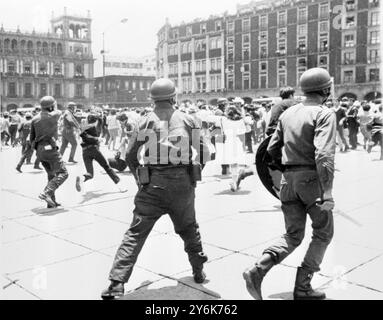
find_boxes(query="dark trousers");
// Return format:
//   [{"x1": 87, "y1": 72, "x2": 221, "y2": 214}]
[
  {"x1": 1, "y1": 131, "x2": 10, "y2": 144},
  {"x1": 60, "y1": 130, "x2": 77, "y2": 160},
  {"x1": 9, "y1": 124, "x2": 18, "y2": 146},
  {"x1": 263, "y1": 170, "x2": 334, "y2": 273},
  {"x1": 103, "y1": 128, "x2": 110, "y2": 145},
  {"x1": 82, "y1": 146, "x2": 120, "y2": 184},
  {"x1": 348, "y1": 125, "x2": 359, "y2": 149},
  {"x1": 37, "y1": 144, "x2": 68, "y2": 196},
  {"x1": 109, "y1": 168, "x2": 205, "y2": 283},
  {"x1": 17, "y1": 141, "x2": 40, "y2": 167},
  {"x1": 245, "y1": 131, "x2": 253, "y2": 152}
]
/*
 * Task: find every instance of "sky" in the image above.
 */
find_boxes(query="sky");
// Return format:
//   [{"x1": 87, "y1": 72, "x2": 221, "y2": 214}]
[{"x1": 0, "y1": 0, "x2": 253, "y2": 76}]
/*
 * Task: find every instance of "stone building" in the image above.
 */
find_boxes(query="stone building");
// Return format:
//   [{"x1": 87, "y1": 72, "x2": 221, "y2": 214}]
[{"x1": 0, "y1": 8, "x2": 94, "y2": 112}]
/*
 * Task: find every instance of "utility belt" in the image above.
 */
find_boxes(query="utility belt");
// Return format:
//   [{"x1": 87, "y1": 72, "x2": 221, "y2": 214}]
[
  {"x1": 34, "y1": 136, "x2": 58, "y2": 151},
  {"x1": 136, "y1": 163, "x2": 201, "y2": 186},
  {"x1": 283, "y1": 164, "x2": 316, "y2": 172},
  {"x1": 82, "y1": 144, "x2": 99, "y2": 151}
]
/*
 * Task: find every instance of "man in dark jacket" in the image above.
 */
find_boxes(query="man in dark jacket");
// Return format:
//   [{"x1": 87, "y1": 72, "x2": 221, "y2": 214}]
[{"x1": 59, "y1": 102, "x2": 80, "y2": 163}]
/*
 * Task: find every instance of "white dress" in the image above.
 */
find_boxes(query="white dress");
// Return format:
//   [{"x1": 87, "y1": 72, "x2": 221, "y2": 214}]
[{"x1": 216, "y1": 117, "x2": 247, "y2": 165}]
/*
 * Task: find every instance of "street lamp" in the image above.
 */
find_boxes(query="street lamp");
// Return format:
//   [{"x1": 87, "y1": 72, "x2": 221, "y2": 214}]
[{"x1": 101, "y1": 18, "x2": 128, "y2": 107}]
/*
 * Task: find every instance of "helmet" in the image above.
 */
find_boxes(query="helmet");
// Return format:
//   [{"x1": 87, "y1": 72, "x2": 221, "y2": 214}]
[
  {"x1": 25, "y1": 112, "x2": 32, "y2": 119},
  {"x1": 67, "y1": 102, "x2": 76, "y2": 111},
  {"x1": 300, "y1": 68, "x2": 332, "y2": 93},
  {"x1": 233, "y1": 97, "x2": 244, "y2": 104},
  {"x1": 40, "y1": 96, "x2": 56, "y2": 111},
  {"x1": 150, "y1": 78, "x2": 176, "y2": 102},
  {"x1": 87, "y1": 112, "x2": 99, "y2": 124},
  {"x1": 217, "y1": 98, "x2": 228, "y2": 105}
]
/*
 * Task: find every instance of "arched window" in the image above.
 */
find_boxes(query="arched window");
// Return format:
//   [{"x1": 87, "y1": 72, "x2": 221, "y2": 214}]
[
  {"x1": 51, "y1": 42, "x2": 57, "y2": 55},
  {"x1": 36, "y1": 41, "x2": 42, "y2": 54},
  {"x1": 20, "y1": 40, "x2": 26, "y2": 53},
  {"x1": 42, "y1": 42, "x2": 49, "y2": 55},
  {"x1": 11, "y1": 39, "x2": 18, "y2": 53},
  {"x1": 27, "y1": 41, "x2": 33, "y2": 54},
  {"x1": 57, "y1": 43, "x2": 63, "y2": 55},
  {"x1": 4, "y1": 39, "x2": 10, "y2": 53}
]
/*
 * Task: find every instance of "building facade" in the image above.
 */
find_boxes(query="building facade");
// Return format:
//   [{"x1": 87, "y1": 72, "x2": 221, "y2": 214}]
[
  {"x1": 103, "y1": 54, "x2": 156, "y2": 77},
  {"x1": 94, "y1": 75, "x2": 155, "y2": 108},
  {"x1": 0, "y1": 8, "x2": 94, "y2": 112},
  {"x1": 156, "y1": 0, "x2": 381, "y2": 104}
]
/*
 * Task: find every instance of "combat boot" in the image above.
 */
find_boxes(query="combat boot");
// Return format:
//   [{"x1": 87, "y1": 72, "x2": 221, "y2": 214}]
[
  {"x1": 236, "y1": 167, "x2": 254, "y2": 189},
  {"x1": 293, "y1": 267, "x2": 326, "y2": 300},
  {"x1": 16, "y1": 165, "x2": 22, "y2": 173},
  {"x1": 101, "y1": 280, "x2": 124, "y2": 300},
  {"x1": 191, "y1": 253, "x2": 208, "y2": 284},
  {"x1": 243, "y1": 253, "x2": 275, "y2": 300},
  {"x1": 39, "y1": 192, "x2": 56, "y2": 208}
]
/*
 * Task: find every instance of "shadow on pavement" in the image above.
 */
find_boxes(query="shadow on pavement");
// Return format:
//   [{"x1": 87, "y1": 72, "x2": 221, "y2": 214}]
[
  {"x1": 119, "y1": 277, "x2": 220, "y2": 300},
  {"x1": 79, "y1": 190, "x2": 121, "y2": 204},
  {"x1": 214, "y1": 189, "x2": 251, "y2": 196},
  {"x1": 32, "y1": 207, "x2": 69, "y2": 216}
]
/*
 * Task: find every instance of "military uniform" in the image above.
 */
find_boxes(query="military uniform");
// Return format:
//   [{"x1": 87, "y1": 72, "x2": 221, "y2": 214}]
[
  {"x1": 30, "y1": 97, "x2": 68, "y2": 207},
  {"x1": 243, "y1": 68, "x2": 336, "y2": 300},
  {"x1": 102, "y1": 78, "x2": 210, "y2": 299}
]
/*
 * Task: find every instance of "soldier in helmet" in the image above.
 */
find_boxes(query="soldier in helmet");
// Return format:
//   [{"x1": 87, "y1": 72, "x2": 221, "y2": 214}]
[
  {"x1": 30, "y1": 96, "x2": 69, "y2": 208},
  {"x1": 243, "y1": 68, "x2": 336, "y2": 300},
  {"x1": 101, "y1": 78, "x2": 210, "y2": 299}
]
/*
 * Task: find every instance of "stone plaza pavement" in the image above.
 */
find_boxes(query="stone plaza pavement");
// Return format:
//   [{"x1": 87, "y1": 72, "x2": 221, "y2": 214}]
[{"x1": 1, "y1": 143, "x2": 383, "y2": 300}]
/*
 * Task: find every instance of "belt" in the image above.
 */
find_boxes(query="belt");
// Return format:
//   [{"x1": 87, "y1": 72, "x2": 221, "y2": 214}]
[
  {"x1": 147, "y1": 164, "x2": 190, "y2": 172},
  {"x1": 284, "y1": 164, "x2": 316, "y2": 171}
]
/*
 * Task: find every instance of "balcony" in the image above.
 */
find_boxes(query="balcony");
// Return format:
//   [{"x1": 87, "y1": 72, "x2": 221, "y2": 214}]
[
  {"x1": 22, "y1": 72, "x2": 34, "y2": 77},
  {"x1": 37, "y1": 73, "x2": 49, "y2": 77},
  {"x1": 276, "y1": 50, "x2": 286, "y2": 56},
  {"x1": 5, "y1": 72, "x2": 18, "y2": 76}
]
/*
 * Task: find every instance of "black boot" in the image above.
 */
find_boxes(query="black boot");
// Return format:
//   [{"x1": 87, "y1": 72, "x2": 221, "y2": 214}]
[
  {"x1": 191, "y1": 252, "x2": 208, "y2": 284},
  {"x1": 39, "y1": 192, "x2": 56, "y2": 208},
  {"x1": 16, "y1": 165, "x2": 22, "y2": 173},
  {"x1": 293, "y1": 267, "x2": 326, "y2": 300},
  {"x1": 243, "y1": 253, "x2": 275, "y2": 300},
  {"x1": 101, "y1": 280, "x2": 124, "y2": 300},
  {"x1": 236, "y1": 167, "x2": 254, "y2": 189}
]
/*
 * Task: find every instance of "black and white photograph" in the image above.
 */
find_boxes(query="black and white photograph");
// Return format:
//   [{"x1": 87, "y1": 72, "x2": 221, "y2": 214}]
[{"x1": 1, "y1": 0, "x2": 382, "y2": 303}]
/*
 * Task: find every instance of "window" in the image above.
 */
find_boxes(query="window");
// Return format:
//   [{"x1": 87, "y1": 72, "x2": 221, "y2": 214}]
[
  {"x1": 243, "y1": 39, "x2": 250, "y2": 60},
  {"x1": 8, "y1": 82, "x2": 16, "y2": 96},
  {"x1": 186, "y1": 26, "x2": 192, "y2": 37},
  {"x1": 369, "y1": 49, "x2": 379, "y2": 63},
  {"x1": 345, "y1": 34, "x2": 355, "y2": 47},
  {"x1": 260, "y1": 15, "x2": 267, "y2": 29},
  {"x1": 182, "y1": 61, "x2": 191, "y2": 73},
  {"x1": 140, "y1": 81, "x2": 144, "y2": 90},
  {"x1": 260, "y1": 31, "x2": 267, "y2": 41},
  {"x1": 75, "y1": 64, "x2": 83, "y2": 77},
  {"x1": 370, "y1": 12, "x2": 379, "y2": 26},
  {"x1": 298, "y1": 24, "x2": 307, "y2": 36},
  {"x1": 200, "y1": 23, "x2": 206, "y2": 34},
  {"x1": 319, "y1": 37, "x2": 328, "y2": 52},
  {"x1": 210, "y1": 74, "x2": 222, "y2": 91},
  {"x1": 260, "y1": 75, "x2": 267, "y2": 88},
  {"x1": 346, "y1": 0, "x2": 356, "y2": 11},
  {"x1": 278, "y1": 28, "x2": 287, "y2": 38},
  {"x1": 319, "y1": 56, "x2": 328, "y2": 65},
  {"x1": 278, "y1": 39, "x2": 286, "y2": 55},
  {"x1": 227, "y1": 64, "x2": 234, "y2": 73},
  {"x1": 298, "y1": 7, "x2": 307, "y2": 23},
  {"x1": 260, "y1": 45, "x2": 267, "y2": 58},
  {"x1": 243, "y1": 18, "x2": 250, "y2": 32},
  {"x1": 211, "y1": 58, "x2": 216, "y2": 71},
  {"x1": 54, "y1": 84, "x2": 61, "y2": 97},
  {"x1": 24, "y1": 83, "x2": 32, "y2": 97},
  {"x1": 169, "y1": 63, "x2": 178, "y2": 75},
  {"x1": 319, "y1": 21, "x2": 329, "y2": 33},
  {"x1": 215, "y1": 20, "x2": 222, "y2": 31},
  {"x1": 370, "y1": 30, "x2": 379, "y2": 44},
  {"x1": 278, "y1": 60, "x2": 286, "y2": 70},
  {"x1": 196, "y1": 76, "x2": 206, "y2": 92},
  {"x1": 210, "y1": 37, "x2": 221, "y2": 49},
  {"x1": 40, "y1": 83, "x2": 47, "y2": 97},
  {"x1": 24, "y1": 64, "x2": 31, "y2": 74},
  {"x1": 243, "y1": 63, "x2": 250, "y2": 72},
  {"x1": 227, "y1": 37, "x2": 234, "y2": 62},
  {"x1": 7, "y1": 62, "x2": 15, "y2": 73},
  {"x1": 260, "y1": 62, "x2": 267, "y2": 71},
  {"x1": 195, "y1": 39, "x2": 206, "y2": 51},
  {"x1": 344, "y1": 51, "x2": 355, "y2": 64},
  {"x1": 202, "y1": 59, "x2": 206, "y2": 72},
  {"x1": 243, "y1": 74, "x2": 250, "y2": 90},
  {"x1": 369, "y1": 0, "x2": 379, "y2": 7},
  {"x1": 172, "y1": 29, "x2": 178, "y2": 39},
  {"x1": 227, "y1": 74, "x2": 234, "y2": 90},
  {"x1": 298, "y1": 38, "x2": 306, "y2": 53},
  {"x1": 278, "y1": 11, "x2": 286, "y2": 26},
  {"x1": 369, "y1": 68, "x2": 380, "y2": 81},
  {"x1": 278, "y1": 74, "x2": 286, "y2": 87},
  {"x1": 343, "y1": 70, "x2": 354, "y2": 83},
  {"x1": 227, "y1": 21, "x2": 234, "y2": 33},
  {"x1": 54, "y1": 64, "x2": 62, "y2": 75},
  {"x1": 298, "y1": 57, "x2": 306, "y2": 67},
  {"x1": 75, "y1": 84, "x2": 83, "y2": 97},
  {"x1": 319, "y1": 3, "x2": 329, "y2": 19},
  {"x1": 345, "y1": 16, "x2": 355, "y2": 28},
  {"x1": 243, "y1": 34, "x2": 250, "y2": 44},
  {"x1": 39, "y1": 63, "x2": 47, "y2": 75}
]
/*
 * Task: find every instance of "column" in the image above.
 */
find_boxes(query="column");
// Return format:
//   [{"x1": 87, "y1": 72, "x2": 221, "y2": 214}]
[
  {"x1": 177, "y1": 40, "x2": 182, "y2": 92},
  {"x1": 191, "y1": 38, "x2": 196, "y2": 93},
  {"x1": 206, "y1": 35, "x2": 210, "y2": 92}
]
